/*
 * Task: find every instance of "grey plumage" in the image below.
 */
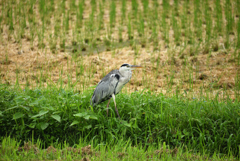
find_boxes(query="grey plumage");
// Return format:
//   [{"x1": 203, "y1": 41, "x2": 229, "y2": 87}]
[
  {"x1": 91, "y1": 72, "x2": 119, "y2": 106},
  {"x1": 90, "y1": 64, "x2": 142, "y2": 118}
]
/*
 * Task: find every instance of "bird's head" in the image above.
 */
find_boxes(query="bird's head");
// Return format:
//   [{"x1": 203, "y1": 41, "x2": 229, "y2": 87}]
[{"x1": 119, "y1": 63, "x2": 142, "y2": 72}]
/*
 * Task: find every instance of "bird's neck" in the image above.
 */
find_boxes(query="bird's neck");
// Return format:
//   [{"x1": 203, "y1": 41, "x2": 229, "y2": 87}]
[
  {"x1": 119, "y1": 69, "x2": 132, "y2": 79},
  {"x1": 115, "y1": 69, "x2": 132, "y2": 94}
]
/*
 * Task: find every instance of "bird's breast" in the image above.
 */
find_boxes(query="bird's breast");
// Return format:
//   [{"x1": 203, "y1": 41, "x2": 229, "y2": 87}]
[{"x1": 115, "y1": 74, "x2": 131, "y2": 94}]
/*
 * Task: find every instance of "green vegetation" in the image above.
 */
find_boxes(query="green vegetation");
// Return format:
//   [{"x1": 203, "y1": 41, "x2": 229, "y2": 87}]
[
  {"x1": 0, "y1": 85, "x2": 240, "y2": 159},
  {"x1": 0, "y1": 0, "x2": 240, "y2": 160},
  {"x1": 1, "y1": 137, "x2": 238, "y2": 161}
]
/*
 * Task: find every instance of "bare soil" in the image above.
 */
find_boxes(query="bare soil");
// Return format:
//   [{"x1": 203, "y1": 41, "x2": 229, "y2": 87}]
[{"x1": 0, "y1": 0, "x2": 239, "y2": 100}]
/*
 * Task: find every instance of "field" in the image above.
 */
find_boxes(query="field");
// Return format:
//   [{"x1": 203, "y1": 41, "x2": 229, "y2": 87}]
[{"x1": 0, "y1": 0, "x2": 240, "y2": 160}]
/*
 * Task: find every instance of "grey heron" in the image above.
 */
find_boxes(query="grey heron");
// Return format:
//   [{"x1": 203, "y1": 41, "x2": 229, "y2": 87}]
[{"x1": 91, "y1": 63, "x2": 142, "y2": 118}]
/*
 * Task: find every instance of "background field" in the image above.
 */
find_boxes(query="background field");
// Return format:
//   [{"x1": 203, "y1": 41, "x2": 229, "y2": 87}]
[
  {"x1": 0, "y1": 0, "x2": 240, "y2": 160},
  {"x1": 0, "y1": 0, "x2": 239, "y2": 100}
]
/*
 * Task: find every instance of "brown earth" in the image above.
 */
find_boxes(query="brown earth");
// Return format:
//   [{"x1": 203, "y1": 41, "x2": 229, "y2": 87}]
[{"x1": 0, "y1": 0, "x2": 239, "y2": 101}]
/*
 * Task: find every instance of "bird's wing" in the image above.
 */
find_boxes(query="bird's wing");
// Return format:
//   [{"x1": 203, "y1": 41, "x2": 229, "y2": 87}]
[
  {"x1": 100, "y1": 70, "x2": 120, "y2": 82},
  {"x1": 91, "y1": 71, "x2": 119, "y2": 106}
]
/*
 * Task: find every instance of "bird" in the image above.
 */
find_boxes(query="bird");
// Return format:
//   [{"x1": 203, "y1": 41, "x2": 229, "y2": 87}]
[{"x1": 90, "y1": 63, "x2": 142, "y2": 118}]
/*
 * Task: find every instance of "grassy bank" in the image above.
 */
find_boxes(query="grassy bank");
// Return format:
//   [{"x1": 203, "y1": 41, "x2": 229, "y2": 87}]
[
  {"x1": 0, "y1": 85, "x2": 239, "y2": 158},
  {"x1": 1, "y1": 136, "x2": 238, "y2": 161}
]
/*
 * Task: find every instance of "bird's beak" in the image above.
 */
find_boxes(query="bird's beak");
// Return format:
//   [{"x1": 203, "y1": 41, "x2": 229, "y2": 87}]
[{"x1": 130, "y1": 65, "x2": 142, "y2": 69}]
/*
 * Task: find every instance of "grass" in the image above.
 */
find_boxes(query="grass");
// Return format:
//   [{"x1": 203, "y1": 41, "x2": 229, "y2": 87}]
[
  {"x1": 0, "y1": 137, "x2": 239, "y2": 161},
  {"x1": 0, "y1": 84, "x2": 240, "y2": 159}
]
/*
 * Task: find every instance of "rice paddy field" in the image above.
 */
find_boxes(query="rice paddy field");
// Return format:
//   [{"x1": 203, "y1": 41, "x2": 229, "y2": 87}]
[{"x1": 0, "y1": 0, "x2": 240, "y2": 160}]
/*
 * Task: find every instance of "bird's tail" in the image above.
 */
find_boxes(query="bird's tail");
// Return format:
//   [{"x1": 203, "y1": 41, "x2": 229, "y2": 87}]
[{"x1": 90, "y1": 95, "x2": 96, "y2": 107}]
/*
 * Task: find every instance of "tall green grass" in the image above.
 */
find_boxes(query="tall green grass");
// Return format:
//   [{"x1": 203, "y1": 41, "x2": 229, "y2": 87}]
[
  {"x1": 0, "y1": 85, "x2": 239, "y2": 157},
  {"x1": 1, "y1": 136, "x2": 238, "y2": 160}
]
